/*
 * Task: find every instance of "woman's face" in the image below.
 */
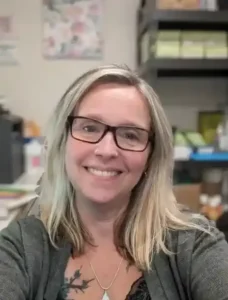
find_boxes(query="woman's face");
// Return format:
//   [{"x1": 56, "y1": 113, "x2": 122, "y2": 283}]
[{"x1": 65, "y1": 83, "x2": 151, "y2": 206}]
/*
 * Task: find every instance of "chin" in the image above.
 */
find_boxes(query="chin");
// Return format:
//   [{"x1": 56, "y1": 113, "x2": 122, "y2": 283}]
[{"x1": 85, "y1": 193, "x2": 117, "y2": 205}]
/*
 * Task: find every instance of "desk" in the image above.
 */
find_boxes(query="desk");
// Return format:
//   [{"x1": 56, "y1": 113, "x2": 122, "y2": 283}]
[{"x1": 0, "y1": 169, "x2": 42, "y2": 231}]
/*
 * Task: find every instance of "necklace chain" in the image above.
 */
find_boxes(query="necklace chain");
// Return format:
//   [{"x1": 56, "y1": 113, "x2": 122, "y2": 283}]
[{"x1": 87, "y1": 256, "x2": 123, "y2": 290}]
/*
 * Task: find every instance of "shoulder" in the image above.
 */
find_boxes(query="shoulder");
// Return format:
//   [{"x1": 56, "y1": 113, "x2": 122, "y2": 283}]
[
  {"x1": 0, "y1": 217, "x2": 70, "y2": 299},
  {"x1": 168, "y1": 214, "x2": 223, "y2": 250},
  {"x1": 0, "y1": 216, "x2": 51, "y2": 296},
  {"x1": 18, "y1": 215, "x2": 48, "y2": 241},
  {"x1": 1, "y1": 215, "x2": 47, "y2": 238},
  {"x1": 171, "y1": 217, "x2": 228, "y2": 299},
  {"x1": 0, "y1": 216, "x2": 49, "y2": 254},
  {"x1": 167, "y1": 214, "x2": 228, "y2": 270}
]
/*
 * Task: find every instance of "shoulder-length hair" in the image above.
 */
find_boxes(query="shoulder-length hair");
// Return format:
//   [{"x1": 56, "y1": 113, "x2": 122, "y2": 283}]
[{"x1": 39, "y1": 64, "x2": 206, "y2": 271}]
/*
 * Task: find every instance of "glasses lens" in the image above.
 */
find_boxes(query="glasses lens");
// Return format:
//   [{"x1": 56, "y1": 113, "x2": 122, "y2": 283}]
[
  {"x1": 71, "y1": 118, "x2": 105, "y2": 142},
  {"x1": 116, "y1": 127, "x2": 149, "y2": 151}
]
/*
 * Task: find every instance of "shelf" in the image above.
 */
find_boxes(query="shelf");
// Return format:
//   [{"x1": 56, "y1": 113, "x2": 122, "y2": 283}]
[
  {"x1": 175, "y1": 159, "x2": 228, "y2": 169},
  {"x1": 139, "y1": 10, "x2": 228, "y2": 34},
  {"x1": 175, "y1": 152, "x2": 228, "y2": 168},
  {"x1": 139, "y1": 58, "x2": 228, "y2": 77},
  {"x1": 190, "y1": 152, "x2": 228, "y2": 160}
]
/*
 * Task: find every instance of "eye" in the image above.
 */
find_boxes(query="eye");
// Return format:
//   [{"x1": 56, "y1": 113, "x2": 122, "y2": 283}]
[
  {"x1": 122, "y1": 130, "x2": 139, "y2": 140},
  {"x1": 82, "y1": 124, "x2": 99, "y2": 132},
  {"x1": 72, "y1": 119, "x2": 102, "y2": 132}
]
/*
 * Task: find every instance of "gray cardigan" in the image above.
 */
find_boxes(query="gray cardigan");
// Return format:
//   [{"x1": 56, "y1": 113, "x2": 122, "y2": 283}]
[{"x1": 0, "y1": 216, "x2": 228, "y2": 300}]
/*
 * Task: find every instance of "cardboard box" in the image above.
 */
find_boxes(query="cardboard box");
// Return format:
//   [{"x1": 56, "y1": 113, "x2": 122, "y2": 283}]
[
  {"x1": 181, "y1": 31, "x2": 205, "y2": 58},
  {"x1": 157, "y1": 0, "x2": 200, "y2": 9},
  {"x1": 173, "y1": 184, "x2": 201, "y2": 212},
  {"x1": 155, "y1": 30, "x2": 181, "y2": 58},
  {"x1": 204, "y1": 32, "x2": 228, "y2": 58}
]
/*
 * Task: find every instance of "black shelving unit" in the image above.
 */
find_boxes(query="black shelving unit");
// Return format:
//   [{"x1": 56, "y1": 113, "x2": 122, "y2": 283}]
[
  {"x1": 138, "y1": 58, "x2": 228, "y2": 77},
  {"x1": 137, "y1": 3, "x2": 228, "y2": 79},
  {"x1": 175, "y1": 159, "x2": 228, "y2": 169},
  {"x1": 137, "y1": 1, "x2": 228, "y2": 172},
  {"x1": 140, "y1": 10, "x2": 228, "y2": 35}
]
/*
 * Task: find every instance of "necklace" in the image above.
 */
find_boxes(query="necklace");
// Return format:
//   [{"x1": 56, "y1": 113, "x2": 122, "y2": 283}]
[{"x1": 87, "y1": 256, "x2": 124, "y2": 300}]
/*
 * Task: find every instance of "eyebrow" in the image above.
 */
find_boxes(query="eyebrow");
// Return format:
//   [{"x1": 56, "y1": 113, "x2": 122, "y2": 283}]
[{"x1": 77, "y1": 114, "x2": 148, "y2": 130}]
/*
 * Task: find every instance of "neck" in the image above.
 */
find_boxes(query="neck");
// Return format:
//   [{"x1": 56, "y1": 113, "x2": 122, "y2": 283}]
[{"x1": 76, "y1": 196, "x2": 129, "y2": 245}]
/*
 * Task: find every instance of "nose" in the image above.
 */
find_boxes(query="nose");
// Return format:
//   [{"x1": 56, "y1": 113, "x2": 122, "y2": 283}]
[{"x1": 94, "y1": 131, "x2": 118, "y2": 158}]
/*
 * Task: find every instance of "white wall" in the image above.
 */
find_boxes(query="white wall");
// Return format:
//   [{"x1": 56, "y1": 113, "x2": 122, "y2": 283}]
[
  {"x1": 0, "y1": 0, "x2": 227, "y2": 131},
  {"x1": 0, "y1": 0, "x2": 139, "y2": 130}
]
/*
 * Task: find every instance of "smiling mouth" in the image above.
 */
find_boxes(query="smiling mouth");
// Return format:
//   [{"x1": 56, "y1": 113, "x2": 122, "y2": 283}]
[{"x1": 85, "y1": 167, "x2": 122, "y2": 178}]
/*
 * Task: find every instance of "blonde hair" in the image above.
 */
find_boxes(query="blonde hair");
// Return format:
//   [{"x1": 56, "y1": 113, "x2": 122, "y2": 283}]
[{"x1": 40, "y1": 64, "x2": 207, "y2": 271}]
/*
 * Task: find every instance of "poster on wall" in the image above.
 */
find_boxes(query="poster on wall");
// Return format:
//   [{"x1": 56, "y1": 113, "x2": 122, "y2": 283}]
[
  {"x1": 0, "y1": 16, "x2": 18, "y2": 65},
  {"x1": 42, "y1": 0, "x2": 103, "y2": 60}
]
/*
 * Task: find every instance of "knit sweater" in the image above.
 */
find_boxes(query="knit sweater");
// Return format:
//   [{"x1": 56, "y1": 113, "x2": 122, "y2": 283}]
[{"x1": 0, "y1": 216, "x2": 228, "y2": 300}]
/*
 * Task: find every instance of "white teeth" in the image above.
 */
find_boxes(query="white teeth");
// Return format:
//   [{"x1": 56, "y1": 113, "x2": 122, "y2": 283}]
[{"x1": 87, "y1": 167, "x2": 119, "y2": 177}]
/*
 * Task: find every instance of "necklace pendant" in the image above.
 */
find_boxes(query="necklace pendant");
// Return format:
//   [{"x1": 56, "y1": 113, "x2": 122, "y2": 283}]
[{"x1": 102, "y1": 291, "x2": 110, "y2": 300}]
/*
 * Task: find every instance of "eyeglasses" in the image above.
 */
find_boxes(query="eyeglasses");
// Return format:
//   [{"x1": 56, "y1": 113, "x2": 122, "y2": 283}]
[{"x1": 67, "y1": 116, "x2": 152, "y2": 152}]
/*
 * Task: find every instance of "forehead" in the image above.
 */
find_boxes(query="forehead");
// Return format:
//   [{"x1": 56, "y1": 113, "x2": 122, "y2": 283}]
[{"x1": 76, "y1": 83, "x2": 151, "y2": 128}]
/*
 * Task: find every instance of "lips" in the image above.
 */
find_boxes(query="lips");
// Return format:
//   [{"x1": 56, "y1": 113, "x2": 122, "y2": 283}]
[{"x1": 85, "y1": 167, "x2": 122, "y2": 178}]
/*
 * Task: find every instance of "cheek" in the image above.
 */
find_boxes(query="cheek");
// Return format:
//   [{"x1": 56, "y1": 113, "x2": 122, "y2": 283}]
[
  {"x1": 128, "y1": 150, "x2": 149, "y2": 178},
  {"x1": 65, "y1": 137, "x2": 82, "y2": 173},
  {"x1": 65, "y1": 138, "x2": 86, "y2": 189},
  {"x1": 65, "y1": 137, "x2": 90, "y2": 170},
  {"x1": 126, "y1": 150, "x2": 150, "y2": 191}
]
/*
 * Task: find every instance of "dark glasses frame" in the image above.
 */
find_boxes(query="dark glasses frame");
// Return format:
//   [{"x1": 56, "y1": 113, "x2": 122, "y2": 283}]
[{"x1": 67, "y1": 116, "x2": 154, "y2": 152}]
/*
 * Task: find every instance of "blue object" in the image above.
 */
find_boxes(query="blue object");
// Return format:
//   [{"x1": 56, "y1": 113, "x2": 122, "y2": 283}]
[
  {"x1": 23, "y1": 137, "x2": 32, "y2": 144},
  {"x1": 190, "y1": 152, "x2": 228, "y2": 161}
]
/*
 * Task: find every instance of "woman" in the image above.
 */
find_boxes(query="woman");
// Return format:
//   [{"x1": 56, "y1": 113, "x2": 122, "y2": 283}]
[{"x1": 0, "y1": 64, "x2": 228, "y2": 300}]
